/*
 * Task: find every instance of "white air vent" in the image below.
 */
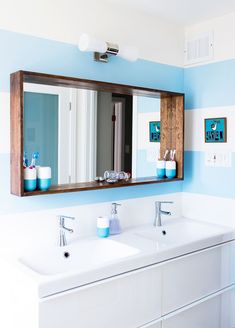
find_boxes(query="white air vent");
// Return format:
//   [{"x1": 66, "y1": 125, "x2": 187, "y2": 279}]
[{"x1": 184, "y1": 32, "x2": 214, "y2": 66}]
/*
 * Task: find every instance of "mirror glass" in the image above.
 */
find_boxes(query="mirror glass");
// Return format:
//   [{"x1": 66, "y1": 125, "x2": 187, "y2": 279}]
[{"x1": 23, "y1": 83, "x2": 160, "y2": 185}]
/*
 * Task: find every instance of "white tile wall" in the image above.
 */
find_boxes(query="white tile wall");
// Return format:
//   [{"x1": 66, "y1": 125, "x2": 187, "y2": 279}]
[{"x1": 182, "y1": 192, "x2": 235, "y2": 228}]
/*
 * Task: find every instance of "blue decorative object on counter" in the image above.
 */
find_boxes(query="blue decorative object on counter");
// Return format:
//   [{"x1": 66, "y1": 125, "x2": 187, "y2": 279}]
[
  {"x1": 37, "y1": 166, "x2": 52, "y2": 191},
  {"x1": 97, "y1": 217, "x2": 110, "y2": 238},
  {"x1": 166, "y1": 161, "x2": 176, "y2": 179},
  {"x1": 24, "y1": 167, "x2": 37, "y2": 191}
]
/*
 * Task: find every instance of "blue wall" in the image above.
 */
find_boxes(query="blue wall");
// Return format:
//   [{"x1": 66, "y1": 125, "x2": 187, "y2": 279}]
[{"x1": 0, "y1": 29, "x2": 184, "y2": 214}]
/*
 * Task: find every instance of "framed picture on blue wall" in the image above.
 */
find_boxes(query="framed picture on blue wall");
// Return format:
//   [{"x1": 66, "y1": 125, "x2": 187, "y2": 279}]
[
  {"x1": 149, "y1": 121, "x2": 160, "y2": 142},
  {"x1": 204, "y1": 117, "x2": 227, "y2": 143}
]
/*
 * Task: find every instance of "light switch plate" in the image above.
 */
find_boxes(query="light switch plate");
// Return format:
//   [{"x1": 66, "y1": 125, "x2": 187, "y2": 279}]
[{"x1": 205, "y1": 151, "x2": 232, "y2": 167}]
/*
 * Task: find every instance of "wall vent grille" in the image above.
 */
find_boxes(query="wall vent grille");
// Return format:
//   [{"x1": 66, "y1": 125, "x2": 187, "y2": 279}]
[{"x1": 184, "y1": 32, "x2": 214, "y2": 66}]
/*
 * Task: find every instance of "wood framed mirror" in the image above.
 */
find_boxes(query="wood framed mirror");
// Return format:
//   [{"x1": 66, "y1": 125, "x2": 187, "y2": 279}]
[{"x1": 10, "y1": 71, "x2": 184, "y2": 197}]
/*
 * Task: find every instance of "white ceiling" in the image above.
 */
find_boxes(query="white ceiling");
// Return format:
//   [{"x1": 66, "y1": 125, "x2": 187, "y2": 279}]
[{"x1": 105, "y1": 0, "x2": 235, "y2": 25}]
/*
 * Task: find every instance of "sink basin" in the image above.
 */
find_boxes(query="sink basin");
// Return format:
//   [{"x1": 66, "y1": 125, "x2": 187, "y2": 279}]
[
  {"x1": 19, "y1": 238, "x2": 140, "y2": 276},
  {"x1": 134, "y1": 219, "x2": 230, "y2": 247}
]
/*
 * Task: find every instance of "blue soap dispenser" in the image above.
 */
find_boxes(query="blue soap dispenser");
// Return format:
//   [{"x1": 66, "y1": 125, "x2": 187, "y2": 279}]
[{"x1": 109, "y1": 203, "x2": 122, "y2": 235}]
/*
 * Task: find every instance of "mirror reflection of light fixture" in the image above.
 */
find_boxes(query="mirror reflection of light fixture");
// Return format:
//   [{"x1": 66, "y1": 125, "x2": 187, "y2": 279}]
[{"x1": 78, "y1": 33, "x2": 139, "y2": 63}]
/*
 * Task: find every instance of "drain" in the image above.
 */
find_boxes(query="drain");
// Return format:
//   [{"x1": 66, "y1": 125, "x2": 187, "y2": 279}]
[
  {"x1": 162, "y1": 230, "x2": 166, "y2": 235},
  {"x1": 64, "y1": 251, "x2": 70, "y2": 258}
]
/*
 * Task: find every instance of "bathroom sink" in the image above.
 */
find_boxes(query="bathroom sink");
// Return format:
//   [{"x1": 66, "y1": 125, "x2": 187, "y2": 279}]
[
  {"x1": 134, "y1": 219, "x2": 230, "y2": 247},
  {"x1": 19, "y1": 238, "x2": 140, "y2": 275}
]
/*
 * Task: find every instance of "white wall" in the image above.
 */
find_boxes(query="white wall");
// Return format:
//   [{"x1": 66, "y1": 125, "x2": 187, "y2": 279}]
[
  {"x1": 185, "y1": 10, "x2": 235, "y2": 65},
  {"x1": 182, "y1": 193, "x2": 235, "y2": 228},
  {"x1": 0, "y1": 0, "x2": 184, "y2": 66}
]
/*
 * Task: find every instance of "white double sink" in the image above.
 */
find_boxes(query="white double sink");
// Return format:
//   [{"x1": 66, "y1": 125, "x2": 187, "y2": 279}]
[{"x1": 18, "y1": 217, "x2": 235, "y2": 298}]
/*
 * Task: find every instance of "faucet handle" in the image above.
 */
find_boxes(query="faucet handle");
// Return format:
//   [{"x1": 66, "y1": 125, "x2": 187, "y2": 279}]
[{"x1": 155, "y1": 201, "x2": 174, "y2": 205}]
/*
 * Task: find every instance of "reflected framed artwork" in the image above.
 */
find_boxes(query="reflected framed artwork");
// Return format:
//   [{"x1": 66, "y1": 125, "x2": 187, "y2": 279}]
[{"x1": 149, "y1": 121, "x2": 160, "y2": 142}]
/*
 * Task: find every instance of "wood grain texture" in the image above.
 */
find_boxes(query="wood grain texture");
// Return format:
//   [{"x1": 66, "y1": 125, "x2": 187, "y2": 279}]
[
  {"x1": 10, "y1": 70, "x2": 185, "y2": 197},
  {"x1": 160, "y1": 95, "x2": 184, "y2": 179},
  {"x1": 10, "y1": 71, "x2": 24, "y2": 196},
  {"x1": 22, "y1": 70, "x2": 183, "y2": 98},
  {"x1": 23, "y1": 177, "x2": 183, "y2": 197}
]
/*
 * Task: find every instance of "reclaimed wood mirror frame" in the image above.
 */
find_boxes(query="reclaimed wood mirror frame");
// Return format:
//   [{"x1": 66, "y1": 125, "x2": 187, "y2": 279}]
[{"x1": 10, "y1": 71, "x2": 184, "y2": 197}]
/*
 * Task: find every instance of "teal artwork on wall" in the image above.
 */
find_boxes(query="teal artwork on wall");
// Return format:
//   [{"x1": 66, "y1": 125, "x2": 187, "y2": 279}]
[
  {"x1": 149, "y1": 121, "x2": 160, "y2": 142},
  {"x1": 204, "y1": 117, "x2": 227, "y2": 143}
]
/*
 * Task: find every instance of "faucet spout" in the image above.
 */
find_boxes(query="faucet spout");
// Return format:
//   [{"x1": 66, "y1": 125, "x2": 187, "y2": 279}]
[
  {"x1": 154, "y1": 201, "x2": 173, "y2": 227},
  {"x1": 58, "y1": 215, "x2": 75, "y2": 247}
]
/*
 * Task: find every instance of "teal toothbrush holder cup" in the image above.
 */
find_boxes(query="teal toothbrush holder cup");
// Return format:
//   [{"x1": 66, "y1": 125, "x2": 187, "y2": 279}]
[
  {"x1": 24, "y1": 167, "x2": 37, "y2": 192},
  {"x1": 37, "y1": 166, "x2": 51, "y2": 191},
  {"x1": 166, "y1": 161, "x2": 176, "y2": 179},
  {"x1": 156, "y1": 160, "x2": 166, "y2": 178},
  {"x1": 97, "y1": 216, "x2": 109, "y2": 238}
]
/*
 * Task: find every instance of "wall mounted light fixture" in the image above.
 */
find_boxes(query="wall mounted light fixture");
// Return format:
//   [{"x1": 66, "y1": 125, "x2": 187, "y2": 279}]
[{"x1": 78, "y1": 33, "x2": 139, "y2": 63}]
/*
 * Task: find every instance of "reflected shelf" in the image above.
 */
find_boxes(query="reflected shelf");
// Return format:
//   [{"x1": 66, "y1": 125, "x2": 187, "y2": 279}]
[{"x1": 22, "y1": 176, "x2": 183, "y2": 196}]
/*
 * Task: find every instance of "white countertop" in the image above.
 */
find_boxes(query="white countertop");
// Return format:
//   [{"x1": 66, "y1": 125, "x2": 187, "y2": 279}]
[{"x1": 5, "y1": 217, "x2": 235, "y2": 299}]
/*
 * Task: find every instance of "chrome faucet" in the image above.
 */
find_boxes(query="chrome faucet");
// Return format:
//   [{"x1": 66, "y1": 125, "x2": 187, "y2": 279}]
[
  {"x1": 154, "y1": 201, "x2": 173, "y2": 227},
  {"x1": 58, "y1": 215, "x2": 75, "y2": 247}
]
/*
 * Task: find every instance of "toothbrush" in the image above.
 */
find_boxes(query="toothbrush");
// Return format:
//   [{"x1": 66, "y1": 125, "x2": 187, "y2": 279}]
[
  {"x1": 163, "y1": 149, "x2": 169, "y2": 160},
  {"x1": 23, "y1": 151, "x2": 28, "y2": 168},
  {"x1": 29, "y1": 151, "x2": 39, "y2": 168},
  {"x1": 171, "y1": 149, "x2": 176, "y2": 161}
]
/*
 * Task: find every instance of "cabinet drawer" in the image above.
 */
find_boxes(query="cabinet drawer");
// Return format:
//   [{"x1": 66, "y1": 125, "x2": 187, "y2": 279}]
[
  {"x1": 162, "y1": 240, "x2": 235, "y2": 314},
  {"x1": 139, "y1": 322, "x2": 161, "y2": 328},
  {"x1": 162, "y1": 286, "x2": 235, "y2": 328},
  {"x1": 39, "y1": 265, "x2": 162, "y2": 328}
]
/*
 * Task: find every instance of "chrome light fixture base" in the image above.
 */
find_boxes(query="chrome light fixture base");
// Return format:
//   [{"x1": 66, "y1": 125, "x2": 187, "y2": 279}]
[{"x1": 94, "y1": 42, "x2": 119, "y2": 63}]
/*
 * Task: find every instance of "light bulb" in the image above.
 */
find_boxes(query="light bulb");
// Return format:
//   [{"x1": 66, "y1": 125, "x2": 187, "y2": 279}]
[
  {"x1": 78, "y1": 33, "x2": 107, "y2": 53},
  {"x1": 118, "y1": 45, "x2": 139, "y2": 62}
]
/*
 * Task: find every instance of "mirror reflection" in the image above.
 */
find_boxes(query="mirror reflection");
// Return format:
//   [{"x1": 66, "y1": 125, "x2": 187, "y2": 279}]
[{"x1": 23, "y1": 83, "x2": 160, "y2": 185}]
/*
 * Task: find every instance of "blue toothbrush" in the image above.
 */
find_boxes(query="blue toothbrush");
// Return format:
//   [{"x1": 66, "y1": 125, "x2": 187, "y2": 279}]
[
  {"x1": 23, "y1": 151, "x2": 28, "y2": 168},
  {"x1": 30, "y1": 151, "x2": 39, "y2": 168}
]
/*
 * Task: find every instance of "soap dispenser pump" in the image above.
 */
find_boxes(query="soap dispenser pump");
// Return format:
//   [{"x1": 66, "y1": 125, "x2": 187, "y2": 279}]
[{"x1": 109, "y1": 202, "x2": 121, "y2": 235}]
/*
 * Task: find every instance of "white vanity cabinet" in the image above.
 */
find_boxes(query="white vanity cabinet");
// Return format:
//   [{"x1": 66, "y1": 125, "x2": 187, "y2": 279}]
[
  {"x1": 162, "y1": 286, "x2": 235, "y2": 328},
  {"x1": 162, "y1": 241, "x2": 235, "y2": 314},
  {"x1": 39, "y1": 265, "x2": 162, "y2": 328},
  {"x1": 10, "y1": 239, "x2": 235, "y2": 328}
]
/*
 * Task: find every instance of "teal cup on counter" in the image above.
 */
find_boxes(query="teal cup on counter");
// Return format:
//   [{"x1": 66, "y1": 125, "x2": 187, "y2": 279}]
[
  {"x1": 24, "y1": 167, "x2": 37, "y2": 191},
  {"x1": 156, "y1": 160, "x2": 166, "y2": 178},
  {"x1": 97, "y1": 216, "x2": 110, "y2": 238},
  {"x1": 166, "y1": 160, "x2": 176, "y2": 179},
  {"x1": 37, "y1": 166, "x2": 52, "y2": 191}
]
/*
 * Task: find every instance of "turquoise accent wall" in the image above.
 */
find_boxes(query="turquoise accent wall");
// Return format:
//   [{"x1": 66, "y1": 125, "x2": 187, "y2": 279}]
[
  {"x1": 0, "y1": 29, "x2": 183, "y2": 93},
  {"x1": 184, "y1": 58, "x2": 235, "y2": 109},
  {"x1": 0, "y1": 29, "x2": 184, "y2": 214},
  {"x1": 24, "y1": 92, "x2": 59, "y2": 184},
  {"x1": 137, "y1": 97, "x2": 160, "y2": 113},
  {"x1": 183, "y1": 151, "x2": 235, "y2": 198}
]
